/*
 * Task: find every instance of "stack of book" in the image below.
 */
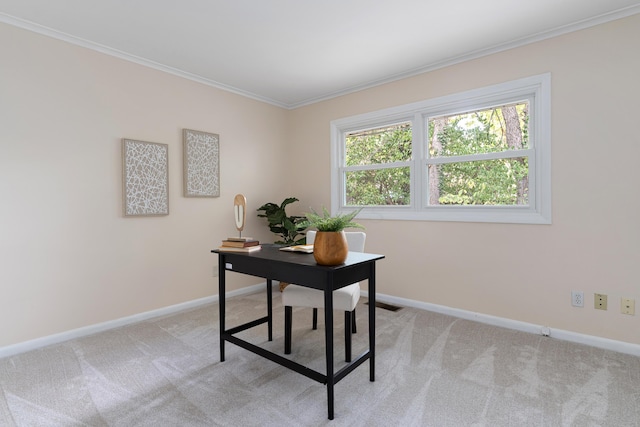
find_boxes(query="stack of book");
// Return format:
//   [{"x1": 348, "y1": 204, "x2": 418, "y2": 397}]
[{"x1": 217, "y1": 237, "x2": 262, "y2": 252}]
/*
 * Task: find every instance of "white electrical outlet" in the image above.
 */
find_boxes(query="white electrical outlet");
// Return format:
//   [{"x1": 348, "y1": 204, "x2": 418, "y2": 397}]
[{"x1": 571, "y1": 291, "x2": 584, "y2": 307}]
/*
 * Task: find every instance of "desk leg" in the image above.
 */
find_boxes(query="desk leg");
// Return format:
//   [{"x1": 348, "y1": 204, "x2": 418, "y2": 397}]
[
  {"x1": 267, "y1": 279, "x2": 273, "y2": 341},
  {"x1": 369, "y1": 263, "x2": 376, "y2": 382},
  {"x1": 324, "y1": 286, "x2": 335, "y2": 420},
  {"x1": 218, "y1": 257, "x2": 226, "y2": 362}
]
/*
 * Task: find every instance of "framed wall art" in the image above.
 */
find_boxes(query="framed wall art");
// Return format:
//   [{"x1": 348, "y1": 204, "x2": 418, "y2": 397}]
[
  {"x1": 122, "y1": 139, "x2": 169, "y2": 216},
  {"x1": 183, "y1": 129, "x2": 220, "y2": 197}
]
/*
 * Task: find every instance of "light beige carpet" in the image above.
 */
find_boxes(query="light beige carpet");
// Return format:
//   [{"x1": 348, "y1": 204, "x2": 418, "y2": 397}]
[{"x1": 0, "y1": 290, "x2": 639, "y2": 426}]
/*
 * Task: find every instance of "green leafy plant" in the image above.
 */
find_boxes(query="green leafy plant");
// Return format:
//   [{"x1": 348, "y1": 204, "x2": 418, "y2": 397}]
[
  {"x1": 300, "y1": 207, "x2": 364, "y2": 232},
  {"x1": 256, "y1": 197, "x2": 307, "y2": 245}
]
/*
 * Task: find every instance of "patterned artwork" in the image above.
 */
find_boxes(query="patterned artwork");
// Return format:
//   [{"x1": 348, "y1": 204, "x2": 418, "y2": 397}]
[
  {"x1": 122, "y1": 139, "x2": 169, "y2": 216},
  {"x1": 183, "y1": 129, "x2": 220, "y2": 197}
]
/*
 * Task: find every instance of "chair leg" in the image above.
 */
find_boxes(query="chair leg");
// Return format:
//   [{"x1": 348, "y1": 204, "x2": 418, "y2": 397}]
[
  {"x1": 344, "y1": 311, "x2": 352, "y2": 362},
  {"x1": 285, "y1": 306, "x2": 292, "y2": 354},
  {"x1": 312, "y1": 308, "x2": 318, "y2": 330},
  {"x1": 351, "y1": 308, "x2": 357, "y2": 334}
]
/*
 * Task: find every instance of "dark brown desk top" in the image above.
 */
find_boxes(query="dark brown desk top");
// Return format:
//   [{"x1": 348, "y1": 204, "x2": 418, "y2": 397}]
[
  {"x1": 214, "y1": 244, "x2": 383, "y2": 267},
  {"x1": 213, "y1": 244, "x2": 384, "y2": 290}
]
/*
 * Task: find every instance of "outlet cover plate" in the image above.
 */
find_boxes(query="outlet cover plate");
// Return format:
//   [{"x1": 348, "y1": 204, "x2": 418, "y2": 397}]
[
  {"x1": 571, "y1": 291, "x2": 584, "y2": 307},
  {"x1": 594, "y1": 293, "x2": 608, "y2": 310},
  {"x1": 621, "y1": 298, "x2": 635, "y2": 315}
]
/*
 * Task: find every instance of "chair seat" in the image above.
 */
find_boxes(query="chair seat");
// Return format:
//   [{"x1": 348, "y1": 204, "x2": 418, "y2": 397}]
[{"x1": 281, "y1": 283, "x2": 360, "y2": 312}]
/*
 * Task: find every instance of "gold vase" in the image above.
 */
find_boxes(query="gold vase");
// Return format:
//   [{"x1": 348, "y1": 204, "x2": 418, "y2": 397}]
[{"x1": 313, "y1": 231, "x2": 348, "y2": 265}]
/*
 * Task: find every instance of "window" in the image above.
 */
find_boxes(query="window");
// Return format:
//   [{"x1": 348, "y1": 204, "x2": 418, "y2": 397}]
[{"x1": 331, "y1": 74, "x2": 551, "y2": 224}]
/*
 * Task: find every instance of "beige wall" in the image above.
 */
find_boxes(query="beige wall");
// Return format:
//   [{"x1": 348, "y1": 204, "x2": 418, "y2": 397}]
[
  {"x1": 288, "y1": 14, "x2": 640, "y2": 345},
  {"x1": 0, "y1": 23, "x2": 286, "y2": 347},
  {"x1": 1, "y1": 14, "x2": 639, "y2": 349}
]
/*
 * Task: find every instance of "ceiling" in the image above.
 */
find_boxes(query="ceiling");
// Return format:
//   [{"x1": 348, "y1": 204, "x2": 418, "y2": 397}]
[{"x1": 1, "y1": 1, "x2": 639, "y2": 108}]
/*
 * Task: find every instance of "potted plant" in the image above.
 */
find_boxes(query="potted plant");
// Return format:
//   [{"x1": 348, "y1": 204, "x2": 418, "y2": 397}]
[
  {"x1": 256, "y1": 197, "x2": 307, "y2": 245},
  {"x1": 300, "y1": 207, "x2": 364, "y2": 265}
]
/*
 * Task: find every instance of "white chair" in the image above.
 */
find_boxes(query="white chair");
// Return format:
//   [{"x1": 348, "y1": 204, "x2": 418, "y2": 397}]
[{"x1": 282, "y1": 230, "x2": 366, "y2": 362}]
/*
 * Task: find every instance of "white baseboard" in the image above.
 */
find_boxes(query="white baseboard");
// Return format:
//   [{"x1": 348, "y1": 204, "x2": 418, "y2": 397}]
[
  {"x1": 0, "y1": 283, "x2": 264, "y2": 359},
  {"x1": 364, "y1": 290, "x2": 640, "y2": 357},
  {"x1": 3, "y1": 284, "x2": 638, "y2": 359}
]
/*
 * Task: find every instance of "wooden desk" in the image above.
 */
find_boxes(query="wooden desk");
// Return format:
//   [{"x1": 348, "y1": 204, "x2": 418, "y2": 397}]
[{"x1": 212, "y1": 245, "x2": 384, "y2": 420}]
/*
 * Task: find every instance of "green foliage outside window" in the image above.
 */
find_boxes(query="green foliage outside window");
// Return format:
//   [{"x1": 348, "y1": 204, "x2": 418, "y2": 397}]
[
  {"x1": 344, "y1": 102, "x2": 530, "y2": 207},
  {"x1": 345, "y1": 123, "x2": 412, "y2": 206},
  {"x1": 430, "y1": 103, "x2": 529, "y2": 205}
]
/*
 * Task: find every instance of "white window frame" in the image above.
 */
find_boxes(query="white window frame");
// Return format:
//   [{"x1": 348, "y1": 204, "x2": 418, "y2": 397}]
[{"x1": 330, "y1": 73, "x2": 551, "y2": 224}]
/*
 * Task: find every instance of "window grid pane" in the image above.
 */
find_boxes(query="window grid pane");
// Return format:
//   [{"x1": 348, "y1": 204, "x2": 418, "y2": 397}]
[
  {"x1": 428, "y1": 101, "x2": 529, "y2": 159},
  {"x1": 427, "y1": 157, "x2": 529, "y2": 206},
  {"x1": 346, "y1": 168, "x2": 411, "y2": 206},
  {"x1": 345, "y1": 122, "x2": 412, "y2": 166}
]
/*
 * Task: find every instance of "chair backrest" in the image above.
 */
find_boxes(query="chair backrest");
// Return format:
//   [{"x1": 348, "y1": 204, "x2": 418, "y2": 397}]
[{"x1": 306, "y1": 230, "x2": 366, "y2": 253}]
